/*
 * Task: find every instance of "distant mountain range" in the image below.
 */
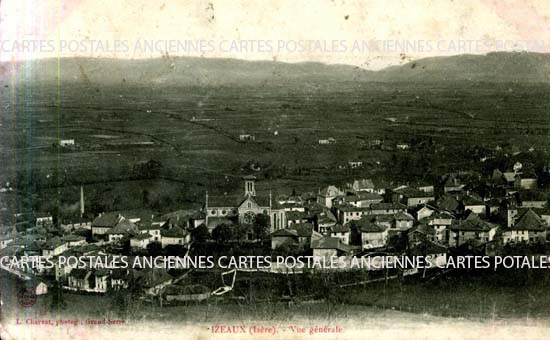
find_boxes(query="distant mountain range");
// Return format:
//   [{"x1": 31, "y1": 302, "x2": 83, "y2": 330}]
[{"x1": 2, "y1": 52, "x2": 550, "y2": 85}]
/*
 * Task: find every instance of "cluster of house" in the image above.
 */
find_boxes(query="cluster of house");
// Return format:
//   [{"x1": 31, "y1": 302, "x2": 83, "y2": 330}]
[
  {"x1": 0, "y1": 207, "x2": 199, "y2": 296},
  {"x1": 1, "y1": 159, "x2": 549, "y2": 296},
  {"x1": 270, "y1": 161, "x2": 550, "y2": 259}
]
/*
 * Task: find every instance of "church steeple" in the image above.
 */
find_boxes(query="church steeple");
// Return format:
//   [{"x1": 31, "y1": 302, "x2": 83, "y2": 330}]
[{"x1": 243, "y1": 175, "x2": 256, "y2": 197}]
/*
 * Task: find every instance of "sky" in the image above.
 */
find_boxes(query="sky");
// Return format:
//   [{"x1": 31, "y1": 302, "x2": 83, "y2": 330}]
[{"x1": 0, "y1": 0, "x2": 549, "y2": 69}]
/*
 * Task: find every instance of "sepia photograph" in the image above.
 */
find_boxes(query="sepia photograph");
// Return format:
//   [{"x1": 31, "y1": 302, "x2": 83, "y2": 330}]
[{"x1": 1, "y1": 0, "x2": 550, "y2": 339}]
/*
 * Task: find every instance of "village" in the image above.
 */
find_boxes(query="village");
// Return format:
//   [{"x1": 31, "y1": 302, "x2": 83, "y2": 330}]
[{"x1": 1, "y1": 150, "x2": 550, "y2": 305}]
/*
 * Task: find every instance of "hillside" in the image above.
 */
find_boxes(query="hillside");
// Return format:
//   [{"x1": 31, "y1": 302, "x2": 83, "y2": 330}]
[
  {"x1": 2, "y1": 52, "x2": 550, "y2": 86},
  {"x1": 372, "y1": 52, "x2": 550, "y2": 83}
]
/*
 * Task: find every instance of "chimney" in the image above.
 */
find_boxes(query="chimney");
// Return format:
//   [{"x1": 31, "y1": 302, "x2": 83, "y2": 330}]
[{"x1": 80, "y1": 185, "x2": 85, "y2": 218}]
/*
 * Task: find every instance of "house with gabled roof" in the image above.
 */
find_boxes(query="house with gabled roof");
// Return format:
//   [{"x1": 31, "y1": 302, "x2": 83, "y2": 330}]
[
  {"x1": 63, "y1": 234, "x2": 87, "y2": 248},
  {"x1": 352, "y1": 217, "x2": 389, "y2": 250},
  {"x1": 436, "y1": 195, "x2": 461, "y2": 213},
  {"x1": 107, "y1": 218, "x2": 139, "y2": 242},
  {"x1": 160, "y1": 225, "x2": 190, "y2": 248},
  {"x1": 67, "y1": 268, "x2": 93, "y2": 291},
  {"x1": 336, "y1": 205, "x2": 371, "y2": 224},
  {"x1": 412, "y1": 205, "x2": 436, "y2": 221},
  {"x1": 316, "y1": 209, "x2": 337, "y2": 235},
  {"x1": 91, "y1": 212, "x2": 124, "y2": 240},
  {"x1": 329, "y1": 224, "x2": 351, "y2": 245},
  {"x1": 139, "y1": 222, "x2": 161, "y2": 242},
  {"x1": 271, "y1": 228, "x2": 299, "y2": 249},
  {"x1": 317, "y1": 185, "x2": 344, "y2": 208},
  {"x1": 351, "y1": 179, "x2": 375, "y2": 192},
  {"x1": 369, "y1": 202, "x2": 407, "y2": 215},
  {"x1": 311, "y1": 237, "x2": 350, "y2": 257},
  {"x1": 518, "y1": 190, "x2": 548, "y2": 209},
  {"x1": 462, "y1": 195, "x2": 486, "y2": 216},
  {"x1": 130, "y1": 233, "x2": 153, "y2": 249},
  {"x1": 42, "y1": 237, "x2": 69, "y2": 258},
  {"x1": 448, "y1": 213, "x2": 499, "y2": 247},
  {"x1": 134, "y1": 268, "x2": 173, "y2": 296},
  {"x1": 394, "y1": 211, "x2": 415, "y2": 231},
  {"x1": 443, "y1": 175, "x2": 466, "y2": 194},
  {"x1": 408, "y1": 240, "x2": 448, "y2": 267},
  {"x1": 407, "y1": 223, "x2": 436, "y2": 245},
  {"x1": 502, "y1": 209, "x2": 547, "y2": 244},
  {"x1": 393, "y1": 187, "x2": 435, "y2": 207},
  {"x1": 423, "y1": 211, "x2": 454, "y2": 243},
  {"x1": 350, "y1": 179, "x2": 387, "y2": 195}
]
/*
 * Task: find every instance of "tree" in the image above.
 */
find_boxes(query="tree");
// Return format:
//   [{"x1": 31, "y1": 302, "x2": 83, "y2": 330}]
[
  {"x1": 212, "y1": 224, "x2": 233, "y2": 244},
  {"x1": 191, "y1": 224, "x2": 211, "y2": 243},
  {"x1": 252, "y1": 213, "x2": 270, "y2": 240},
  {"x1": 132, "y1": 159, "x2": 163, "y2": 179},
  {"x1": 50, "y1": 282, "x2": 67, "y2": 310},
  {"x1": 142, "y1": 189, "x2": 150, "y2": 206},
  {"x1": 233, "y1": 224, "x2": 249, "y2": 243},
  {"x1": 146, "y1": 241, "x2": 163, "y2": 256}
]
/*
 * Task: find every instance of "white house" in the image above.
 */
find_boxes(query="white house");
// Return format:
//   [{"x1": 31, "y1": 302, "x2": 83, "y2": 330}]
[
  {"x1": 160, "y1": 226, "x2": 190, "y2": 248},
  {"x1": 356, "y1": 217, "x2": 389, "y2": 250},
  {"x1": 502, "y1": 209, "x2": 547, "y2": 244}
]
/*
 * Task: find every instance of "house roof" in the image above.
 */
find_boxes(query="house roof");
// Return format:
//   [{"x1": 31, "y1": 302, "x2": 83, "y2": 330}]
[
  {"x1": 337, "y1": 204, "x2": 371, "y2": 212},
  {"x1": 289, "y1": 223, "x2": 315, "y2": 237},
  {"x1": 519, "y1": 190, "x2": 548, "y2": 202},
  {"x1": 356, "y1": 192, "x2": 384, "y2": 201},
  {"x1": 330, "y1": 224, "x2": 350, "y2": 233},
  {"x1": 160, "y1": 225, "x2": 188, "y2": 238},
  {"x1": 353, "y1": 217, "x2": 388, "y2": 233},
  {"x1": 286, "y1": 211, "x2": 308, "y2": 221},
  {"x1": 395, "y1": 187, "x2": 434, "y2": 198},
  {"x1": 394, "y1": 212, "x2": 415, "y2": 221},
  {"x1": 92, "y1": 213, "x2": 122, "y2": 228},
  {"x1": 450, "y1": 218, "x2": 498, "y2": 232},
  {"x1": 62, "y1": 234, "x2": 86, "y2": 242},
  {"x1": 370, "y1": 202, "x2": 406, "y2": 210},
  {"x1": 94, "y1": 268, "x2": 111, "y2": 277},
  {"x1": 319, "y1": 186, "x2": 342, "y2": 197},
  {"x1": 271, "y1": 229, "x2": 299, "y2": 238},
  {"x1": 106, "y1": 219, "x2": 139, "y2": 235},
  {"x1": 43, "y1": 237, "x2": 66, "y2": 250},
  {"x1": 410, "y1": 223, "x2": 436, "y2": 235},
  {"x1": 311, "y1": 237, "x2": 350, "y2": 252},
  {"x1": 503, "y1": 172, "x2": 517, "y2": 183},
  {"x1": 512, "y1": 209, "x2": 547, "y2": 231},
  {"x1": 317, "y1": 210, "x2": 337, "y2": 223},
  {"x1": 70, "y1": 268, "x2": 90, "y2": 279},
  {"x1": 437, "y1": 195, "x2": 460, "y2": 211},
  {"x1": 131, "y1": 233, "x2": 152, "y2": 241},
  {"x1": 462, "y1": 196, "x2": 485, "y2": 206},
  {"x1": 352, "y1": 179, "x2": 375, "y2": 190}
]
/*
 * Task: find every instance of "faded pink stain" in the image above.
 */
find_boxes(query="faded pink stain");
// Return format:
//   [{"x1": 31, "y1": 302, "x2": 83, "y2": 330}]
[{"x1": 481, "y1": 0, "x2": 550, "y2": 51}]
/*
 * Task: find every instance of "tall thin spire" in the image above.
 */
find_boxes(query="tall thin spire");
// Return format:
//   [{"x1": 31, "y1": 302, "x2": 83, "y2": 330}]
[
  {"x1": 80, "y1": 184, "x2": 85, "y2": 218},
  {"x1": 205, "y1": 191, "x2": 209, "y2": 226}
]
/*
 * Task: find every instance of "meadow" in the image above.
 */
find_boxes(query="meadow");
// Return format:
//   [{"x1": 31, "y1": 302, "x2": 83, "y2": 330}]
[{"x1": 1, "y1": 80, "x2": 550, "y2": 217}]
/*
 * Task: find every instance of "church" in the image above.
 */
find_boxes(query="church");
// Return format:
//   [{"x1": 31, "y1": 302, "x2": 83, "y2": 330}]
[{"x1": 204, "y1": 175, "x2": 286, "y2": 231}]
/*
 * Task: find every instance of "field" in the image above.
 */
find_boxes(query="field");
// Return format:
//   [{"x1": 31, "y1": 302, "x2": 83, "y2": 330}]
[{"x1": 1, "y1": 80, "x2": 550, "y2": 217}]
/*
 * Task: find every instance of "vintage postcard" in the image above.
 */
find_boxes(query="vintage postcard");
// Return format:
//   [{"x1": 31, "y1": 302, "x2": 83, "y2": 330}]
[{"x1": 1, "y1": 0, "x2": 550, "y2": 339}]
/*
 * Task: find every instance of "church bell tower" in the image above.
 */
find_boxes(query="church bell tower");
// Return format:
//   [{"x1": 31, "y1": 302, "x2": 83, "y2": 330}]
[{"x1": 243, "y1": 175, "x2": 256, "y2": 197}]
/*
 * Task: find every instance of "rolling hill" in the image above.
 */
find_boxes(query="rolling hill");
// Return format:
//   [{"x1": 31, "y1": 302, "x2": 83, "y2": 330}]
[{"x1": 2, "y1": 52, "x2": 550, "y2": 86}]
